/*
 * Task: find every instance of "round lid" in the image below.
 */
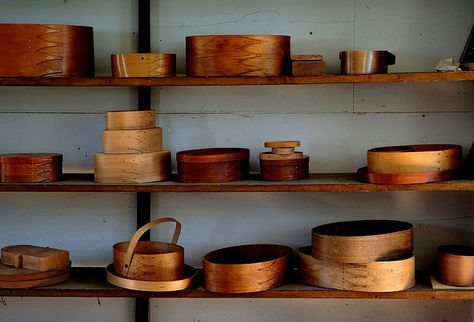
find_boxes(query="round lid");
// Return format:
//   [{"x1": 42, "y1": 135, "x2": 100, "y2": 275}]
[
  {"x1": 264, "y1": 141, "x2": 300, "y2": 148},
  {"x1": 0, "y1": 153, "x2": 63, "y2": 164},
  {"x1": 176, "y1": 148, "x2": 249, "y2": 163}
]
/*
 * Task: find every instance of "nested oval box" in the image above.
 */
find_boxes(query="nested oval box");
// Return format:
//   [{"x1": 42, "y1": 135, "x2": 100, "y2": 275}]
[
  {"x1": 186, "y1": 35, "x2": 290, "y2": 76},
  {"x1": 0, "y1": 24, "x2": 94, "y2": 77},
  {"x1": 176, "y1": 148, "x2": 249, "y2": 183}
]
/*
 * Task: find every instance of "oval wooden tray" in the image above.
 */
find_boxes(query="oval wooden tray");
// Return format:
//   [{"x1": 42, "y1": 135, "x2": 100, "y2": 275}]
[
  {"x1": 298, "y1": 247, "x2": 415, "y2": 292},
  {"x1": 176, "y1": 148, "x2": 249, "y2": 183},
  {"x1": 0, "y1": 261, "x2": 71, "y2": 282},
  {"x1": 105, "y1": 110, "x2": 156, "y2": 130},
  {"x1": 436, "y1": 245, "x2": 474, "y2": 287},
  {"x1": 94, "y1": 151, "x2": 171, "y2": 183},
  {"x1": 113, "y1": 218, "x2": 184, "y2": 281},
  {"x1": 367, "y1": 144, "x2": 461, "y2": 174},
  {"x1": 111, "y1": 53, "x2": 176, "y2": 77},
  {"x1": 0, "y1": 24, "x2": 94, "y2": 77},
  {"x1": 102, "y1": 128, "x2": 163, "y2": 154},
  {"x1": 186, "y1": 35, "x2": 290, "y2": 76},
  {"x1": 357, "y1": 166, "x2": 456, "y2": 184},
  {"x1": 0, "y1": 269, "x2": 70, "y2": 289},
  {"x1": 106, "y1": 264, "x2": 196, "y2": 292},
  {"x1": 203, "y1": 244, "x2": 291, "y2": 293},
  {"x1": 312, "y1": 220, "x2": 413, "y2": 263},
  {"x1": 260, "y1": 156, "x2": 309, "y2": 181}
]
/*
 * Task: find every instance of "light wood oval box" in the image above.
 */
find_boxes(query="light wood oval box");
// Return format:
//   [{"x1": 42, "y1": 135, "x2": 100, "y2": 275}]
[
  {"x1": 111, "y1": 53, "x2": 176, "y2": 77},
  {"x1": 312, "y1": 220, "x2": 413, "y2": 263},
  {"x1": 298, "y1": 247, "x2": 415, "y2": 292},
  {"x1": 94, "y1": 151, "x2": 171, "y2": 183},
  {"x1": 203, "y1": 244, "x2": 291, "y2": 293},
  {"x1": 105, "y1": 110, "x2": 156, "y2": 130},
  {"x1": 186, "y1": 35, "x2": 290, "y2": 76},
  {"x1": 367, "y1": 144, "x2": 461, "y2": 174},
  {"x1": 102, "y1": 128, "x2": 163, "y2": 153},
  {"x1": 0, "y1": 24, "x2": 94, "y2": 77}
]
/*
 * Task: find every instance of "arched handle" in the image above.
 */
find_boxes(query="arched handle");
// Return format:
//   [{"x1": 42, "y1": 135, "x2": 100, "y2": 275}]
[{"x1": 123, "y1": 217, "x2": 181, "y2": 277}]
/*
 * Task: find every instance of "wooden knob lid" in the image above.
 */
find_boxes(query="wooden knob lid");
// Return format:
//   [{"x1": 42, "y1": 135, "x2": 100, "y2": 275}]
[{"x1": 264, "y1": 141, "x2": 301, "y2": 155}]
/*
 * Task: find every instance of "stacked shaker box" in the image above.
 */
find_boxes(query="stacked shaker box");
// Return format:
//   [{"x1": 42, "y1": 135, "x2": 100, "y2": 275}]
[{"x1": 94, "y1": 110, "x2": 171, "y2": 183}]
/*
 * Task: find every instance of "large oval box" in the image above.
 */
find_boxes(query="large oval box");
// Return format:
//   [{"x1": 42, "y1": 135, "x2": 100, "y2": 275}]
[
  {"x1": 0, "y1": 24, "x2": 94, "y2": 77},
  {"x1": 176, "y1": 148, "x2": 249, "y2": 183},
  {"x1": 186, "y1": 35, "x2": 290, "y2": 76}
]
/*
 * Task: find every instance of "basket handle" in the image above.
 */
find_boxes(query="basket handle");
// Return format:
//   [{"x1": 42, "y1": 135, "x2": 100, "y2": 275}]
[{"x1": 123, "y1": 217, "x2": 181, "y2": 277}]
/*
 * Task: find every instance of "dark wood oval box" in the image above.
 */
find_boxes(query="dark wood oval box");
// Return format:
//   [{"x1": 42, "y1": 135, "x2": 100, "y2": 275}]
[
  {"x1": 0, "y1": 153, "x2": 63, "y2": 183},
  {"x1": 260, "y1": 156, "x2": 309, "y2": 181},
  {"x1": 0, "y1": 24, "x2": 94, "y2": 77},
  {"x1": 176, "y1": 148, "x2": 249, "y2": 183}
]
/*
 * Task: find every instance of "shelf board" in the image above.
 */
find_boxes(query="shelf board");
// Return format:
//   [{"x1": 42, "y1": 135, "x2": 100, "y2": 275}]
[
  {"x1": 0, "y1": 267, "x2": 472, "y2": 299},
  {"x1": 0, "y1": 173, "x2": 473, "y2": 192},
  {"x1": 0, "y1": 72, "x2": 473, "y2": 87}
]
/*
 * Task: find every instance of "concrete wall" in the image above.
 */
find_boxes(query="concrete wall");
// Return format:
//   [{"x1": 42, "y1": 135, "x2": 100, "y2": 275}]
[{"x1": 0, "y1": 0, "x2": 473, "y2": 321}]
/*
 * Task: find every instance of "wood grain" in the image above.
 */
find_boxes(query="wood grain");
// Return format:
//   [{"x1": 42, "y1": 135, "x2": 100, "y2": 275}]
[
  {"x1": 105, "y1": 110, "x2": 156, "y2": 130},
  {"x1": 176, "y1": 148, "x2": 249, "y2": 183},
  {"x1": 1, "y1": 72, "x2": 474, "y2": 87},
  {"x1": 0, "y1": 24, "x2": 93, "y2": 77},
  {"x1": 0, "y1": 270, "x2": 70, "y2": 289},
  {"x1": 312, "y1": 220, "x2": 413, "y2": 263},
  {"x1": 111, "y1": 53, "x2": 175, "y2": 77},
  {"x1": 299, "y1": 247, "x2": 415, "y2": 292},
  {"x1": 367, "y1": 144, "x2": 462, "y2": 174},
  {"x1": 0, "y1": 261, "x2": 71, "y2": 282},
  {"x1": 357, "y1": 167, "x2": 457, "y2": 184},
  {"x1": 260, "y1": 156, "x2": 309, "y2": 181},
  {"x1": 437, "y1": 245, "x2": 474, "y2": 287},
  {"x1": 186, "y1": 35, "x2": 290, "y2": 76},
  {"x1": 102, "y1": 128, "x2": 162, "y2": 153},
  {"x1": 94, "y1": 151, "x2": 171, "y2": 183},
  {"x1": 106, "y1": 264, "x2": 196, "y2": 292},
  {"x1": 1, "y1": 245, "x2": 69, "y2": 271},
  {"x1": 203, "y1": 244, "x2": 292, "y2": 293}
]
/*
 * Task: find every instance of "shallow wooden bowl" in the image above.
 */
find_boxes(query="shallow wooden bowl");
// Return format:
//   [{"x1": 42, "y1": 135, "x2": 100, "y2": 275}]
[
  {"x1": 0, "y1": 24, "x2": 94, "y2": 77},
  {"x1": 437, "y1": 245, "x2": 474, "y2": 287},
  {"x1": 203, "y1": 244, "x2": 292, "y2": 293},
  {"x1": 111, "y1": 53, "x2": 176, "y2": 77},
  {"x1": 312, "y1": 220, "x2": 413, "y2": 263},
  {"x1": 0, "y1": 261, "x2": 71, "y2": 282},
  {"x1": 186, "y1": 35, "x2": 290, "y2": 76},
  {"x1": 113, "y1": 218, "x2": 184, "y2": 281},
  {"x1": 102, "y1": 128, "x2": 163, "y2": 153},
  {"x1": 367, "y1": 144, "x2": 461, "y2": 174},
  {"x1": 357, "y1": 166, "x2": 456, "y2": 184},
  {"x1": 105, "y1": 110, "x2": 156, "y2": 130},
  {"x1": 176, "y1": 148, "x2": 249, "y2": 183},
  {"x1": 298, "y1": 247, "x2": 415, "y2": 292}
]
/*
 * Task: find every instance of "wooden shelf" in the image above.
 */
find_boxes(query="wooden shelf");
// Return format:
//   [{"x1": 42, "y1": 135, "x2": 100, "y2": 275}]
[
  {"x1": 0, "y1": 267, "x2": 471, "y2": 299},
  {"x1": 0, "y1": 72, "x2": 473, "y2": 87},
  {"x1": 0, "y1": 174, "x2": 473, "y2": 192}
]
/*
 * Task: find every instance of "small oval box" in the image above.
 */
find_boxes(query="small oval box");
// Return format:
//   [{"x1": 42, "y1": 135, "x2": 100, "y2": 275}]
[
  {"x1": 260, "y1": 141, "x2": 309, "y2": 181},
  {"x1": 111, "y1": 53, "x2": 176, "y2": 77}
]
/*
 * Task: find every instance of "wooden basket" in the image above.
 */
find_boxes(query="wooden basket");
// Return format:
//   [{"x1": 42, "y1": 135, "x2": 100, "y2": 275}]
[
  {"x1": 203, "y1": 244, "x2": 292, "y2": 293},
  {"x1": 436, "y1": 245, "x2": 474, "y2": 287},
  {"x1": 102, "y1": 128, "x2": 163, "y2": 153},
  {"x1": 105, "y1": 110, "x2": 156, "y2": 130},
  {"x1": 94, "y1": 151, "x2": 171, "y2": 183},
  {"x1": 186, "y1": 35, "x2": 290, "y2": 76},
  {"x1": 176, "y1": 148, "x2": 249, "y2": 183},
  {"x1": 298, "y1": 247, "x2": 415, "y2": 292},
  {"x1": 0, "y1": 24, "x2": 94, "y2": 77},
  {"x1": 113, "y1": 218, "x2": 184, "y2": 281},
  {"x1": 111, "y1": 53, "x2": 176, "y2": 77},
  {"x1": 312, "y1": 220, "x2": 413, "y2": 263}
]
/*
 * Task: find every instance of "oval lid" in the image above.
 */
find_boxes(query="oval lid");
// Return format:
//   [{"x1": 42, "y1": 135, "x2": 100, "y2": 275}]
[
  {"x1": 0, "y1": 153, "x2": 63, "y2": 164},
  {"x1": 176, "y1": 148, "x2": 249, "y2": 163}
]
